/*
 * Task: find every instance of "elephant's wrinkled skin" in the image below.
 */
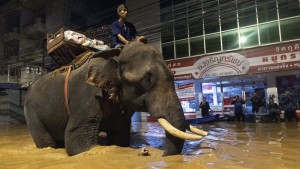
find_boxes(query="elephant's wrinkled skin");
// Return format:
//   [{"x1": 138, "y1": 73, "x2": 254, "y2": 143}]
[{"x1": 24, "y1": 42, "x2": 204, "y2": 156}]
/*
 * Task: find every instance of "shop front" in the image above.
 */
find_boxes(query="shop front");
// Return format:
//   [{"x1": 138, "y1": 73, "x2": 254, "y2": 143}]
[{"x1": 167, "y1": 40, "x2": 300, "y2": 120}]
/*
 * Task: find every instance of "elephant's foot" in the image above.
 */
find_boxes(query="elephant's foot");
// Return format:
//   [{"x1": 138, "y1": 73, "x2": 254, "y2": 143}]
[
  {"x1": 98, "y1": 131, "x2": 108, "y2": 145},
  {"x1": 138, "y1": 147, "x2": 150, "y2": 156}
]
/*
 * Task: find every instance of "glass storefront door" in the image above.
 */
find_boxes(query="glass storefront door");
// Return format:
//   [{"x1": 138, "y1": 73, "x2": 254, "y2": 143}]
[{"x1": 201, "y1": 77, "x2": 266, "y2": 115}]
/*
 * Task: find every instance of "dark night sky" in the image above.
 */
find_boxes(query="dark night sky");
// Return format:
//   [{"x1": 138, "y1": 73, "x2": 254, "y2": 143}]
[
  {"x1": 0, "y1": 0, "x2": 11, "y2": 7},
  {"x1": 70, "y1": 0, "x2": 125, "y2": 30}
]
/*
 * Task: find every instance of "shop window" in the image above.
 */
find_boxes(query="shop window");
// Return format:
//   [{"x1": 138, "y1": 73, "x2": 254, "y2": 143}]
[
  {"x1": 3, "y1": 69, "x2": 8, "y2": 75},
  {"x1": 26, "y1": 67, "x2": 30, "y2": 73},
  {"x1": 280, "y1": 17, "x2": 300, "y2": 41},
  {"x1": 278, "y1": 0, "x2": 300, "y2": 19},
  {"x1": 175, "y1": 39, "x2": 188, "y2": 58},
  {"x1": 160, "y1": 1, "x2": 173, "y2": 43},
  {"x1": 9, "y1": 67, "x2": 17, "y2": 76},
  {"x1": 223, "y1": 86, "x2": 243, "y2": 102},
  {"x1": 238, "y1": 1, "x2": 256, "y2": 27},
  {"x1": 188, "y1": 18, "x2": 203, "y2": 37},
  {"x1": 203, "y1": 0, "x2": 219, "y2": 34},
  {"x1": 160, "y1": 1, "x2": 172, "y2": 22},
  {"x1": 160, "y1": 0, "x2": 172, "y2": 9},
  {"x1": 174, "y1": 20, "x2": 188, "y2": 40},
  {"x1": 188, "y1": 0, "x2": 203, "y2": 37},
  {"x1": 173, "y1": 0, "x2": 188, "y2": 40},
  {"x1": 4, "y1": 10, "x2": 20, "y2": 32},
  {"x1": 0, "y1": 67, "x2": 3, "y2": 75},
  {"x1": 257, "y1": 0, "x2": 278, "y2": 23},
  {"x1": 205, "y1": 33, "x2": 221, "y2": 53},
  {"x1": 220, "y1": 0, "x2": 237, "y2": 31},
  {"x1": 36, "y1": 67, "x2": 42, "y2": 75},
  {"x1": 239, "y1": 26, "x2": 258, "y2": 48},
  {"x1": 190, "y1": 36, "x2": 204, "y2": 56},
  {"x1": 162, "y1": 42, "x2": 175, "y2": 60},
  {"x1": 259, "y1": 21, "x2": 280, "y2": 45},
  {"x1": 202, "y1": 83, "x2": 222, "y2": 106},
  {"x1": 161, "y1": 22, "x2": 174, "y2": 43},
  {"x1": 2, "y1": 68, "x2": 8, "y2": 75},
  {"x1": 276, "y1": 75, "x2": 300, "y2": 110},
  {"x1": 205, "y1": 19, "x2": 220, "y2": 34},
  {"x1": 30, "y1": 67, "x2": 35, "y2": 73},
  {"x1": 173, "y1": 0, "x2": 185, "y2": 6},
  {"x1": 222, "y1": 29, "x2": 239, "y2": 51},
  {"x1": 4, "y1": 39, "x2": 19, "y2": 59}
]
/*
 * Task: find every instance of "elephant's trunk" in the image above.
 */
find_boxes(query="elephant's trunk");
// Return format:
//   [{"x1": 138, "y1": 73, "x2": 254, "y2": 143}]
[
  {"x1": 162, "y1": 117, "x2": 186, "y2": 156},
  {"x1": 146, "y1": 87, "x2": 206, "y2": 156}
]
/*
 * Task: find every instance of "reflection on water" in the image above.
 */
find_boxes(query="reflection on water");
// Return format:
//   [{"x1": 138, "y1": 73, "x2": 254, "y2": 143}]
[{"x1": 0, "y1": 122, "x2": 299, "y2": 169}]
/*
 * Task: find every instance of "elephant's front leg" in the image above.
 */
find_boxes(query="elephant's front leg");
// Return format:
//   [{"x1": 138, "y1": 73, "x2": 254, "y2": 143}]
[{"x1": 65, "y1": 118, "x2": 100, "y2": 156}]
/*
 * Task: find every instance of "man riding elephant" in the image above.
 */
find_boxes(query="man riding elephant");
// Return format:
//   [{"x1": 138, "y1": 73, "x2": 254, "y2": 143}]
[{"x1": 111, "y1": 4, "x2": 147, "y2": 48}]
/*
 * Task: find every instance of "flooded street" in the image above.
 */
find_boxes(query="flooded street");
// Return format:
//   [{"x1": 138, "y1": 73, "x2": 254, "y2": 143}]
[{"x1": 0, "y1": 121, "x2": 299, "y2": 169}]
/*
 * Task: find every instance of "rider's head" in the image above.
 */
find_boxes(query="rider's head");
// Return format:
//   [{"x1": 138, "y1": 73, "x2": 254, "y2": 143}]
[{"x1": 117, "y1": 4, "x2": 128, "y2": 19}]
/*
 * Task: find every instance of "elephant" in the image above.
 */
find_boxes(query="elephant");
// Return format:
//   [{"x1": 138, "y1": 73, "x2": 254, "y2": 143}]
[{"x1": 24, "y1": 42, "x2": 207, "y2": 156}]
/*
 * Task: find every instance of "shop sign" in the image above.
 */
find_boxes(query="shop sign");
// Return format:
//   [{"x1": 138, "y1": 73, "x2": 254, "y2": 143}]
[
  {"x1": 175, "y1": 83, "x2": 196, "y2": 113},
  {"x1": 176, "y1": 82, "x2": 195, "y2": 99},
  {"x1": 167, "y1": 41, "x2": 300, "y2": 80}
]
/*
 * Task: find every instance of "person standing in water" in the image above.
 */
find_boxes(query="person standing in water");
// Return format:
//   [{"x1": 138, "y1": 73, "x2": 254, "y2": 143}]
[{"x1": 199, "y1": 97, "x2": 210, "y2": 117}]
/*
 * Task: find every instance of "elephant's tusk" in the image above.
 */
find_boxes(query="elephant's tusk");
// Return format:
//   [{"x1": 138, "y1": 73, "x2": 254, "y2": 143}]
[
  {"x1": 188, "y1": 125, "x2": 208, "y2": 136},
  {"x1": 157, "y1": 118, "x2": 202, "y2": 140}
]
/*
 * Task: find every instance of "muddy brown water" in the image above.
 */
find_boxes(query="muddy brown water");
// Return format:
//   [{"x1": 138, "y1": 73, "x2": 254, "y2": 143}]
[{"x1": 0, "y1": 122, "x2": 299, "y2": 169}]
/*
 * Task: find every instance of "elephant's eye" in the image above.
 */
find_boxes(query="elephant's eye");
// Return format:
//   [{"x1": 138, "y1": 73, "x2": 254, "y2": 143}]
[{"x1": 140, "y1": 72, "x2": 154, "y2": 90}]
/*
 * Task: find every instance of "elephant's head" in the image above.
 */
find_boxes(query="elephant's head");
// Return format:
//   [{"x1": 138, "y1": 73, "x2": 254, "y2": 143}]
[{"x1": 117, "y1": 42, "x2": 207, "y2": 156}]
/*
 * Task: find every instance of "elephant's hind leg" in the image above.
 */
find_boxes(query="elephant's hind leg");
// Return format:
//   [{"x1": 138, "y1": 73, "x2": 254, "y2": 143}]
[{"x1": 25, "y1": 110, "x2": 56, "y2": 148}]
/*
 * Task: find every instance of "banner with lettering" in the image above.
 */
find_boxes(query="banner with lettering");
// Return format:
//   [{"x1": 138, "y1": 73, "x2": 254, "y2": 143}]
[
  {"x1": 176, "y1": 83, "x2": 196, "y2": 112},
  {"x1": 176, "y1": 83, "x2": 195, "y2": 99},
  {"x1": 167, "y1": 41, "x2": 300, "y2": 80}
]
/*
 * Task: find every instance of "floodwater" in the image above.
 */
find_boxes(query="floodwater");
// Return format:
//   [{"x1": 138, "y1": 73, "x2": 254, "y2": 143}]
[{"x1": 0, "y1": 122, "x2": 299, "y2": 169}]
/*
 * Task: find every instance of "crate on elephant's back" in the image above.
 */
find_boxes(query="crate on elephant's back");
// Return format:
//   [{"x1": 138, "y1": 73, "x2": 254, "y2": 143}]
[{"x1": 46, "y1": 27, "x2": 110, "y2": 66}]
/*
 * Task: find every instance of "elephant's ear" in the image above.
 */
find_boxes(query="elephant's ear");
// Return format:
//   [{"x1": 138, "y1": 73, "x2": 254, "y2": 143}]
[
  {"x1": 86, "y1": 48, "x2": 121, "y2": 87},
  {"x1": 86, "y1": 58, "x2": 120, "y2": 102},
  {"x1": 86, "y1": 58, "x2": 120, "y2": 88},
  {"x1": 86, "y1": 71, "x2": 98, "y2": 87},
  {"x1": 86, "y1": 61, "x2": 106, "y2": 88}
]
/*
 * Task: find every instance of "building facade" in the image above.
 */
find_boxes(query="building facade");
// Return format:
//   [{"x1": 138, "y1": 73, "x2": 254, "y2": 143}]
[
  {"x1": 161, "y1": 0, "x2": 300, "y2": 119},
  {"x1": 1, "y1": 0, "x2": 300, "y2": 123}
]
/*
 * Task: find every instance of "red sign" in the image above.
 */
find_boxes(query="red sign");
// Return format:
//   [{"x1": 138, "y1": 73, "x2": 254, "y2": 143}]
[
  {"x1": 166, "y1": 41, "x2": 300, "y2": 80},
  {"x1": 176, "y1": 82, "x2": 195, "y2": 99}
]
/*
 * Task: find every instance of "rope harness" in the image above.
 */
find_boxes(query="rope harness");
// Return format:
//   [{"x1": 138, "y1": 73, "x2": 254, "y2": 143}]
[
  {"x1": 64, "y1": 65, "x2": 72, "y2": 115},
  {"x1": 51, "y1": 51, "x2": 94, "y2": 115},
  {"x1": 52, "y1": 49, "x2": 119, "y2": 115}
]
